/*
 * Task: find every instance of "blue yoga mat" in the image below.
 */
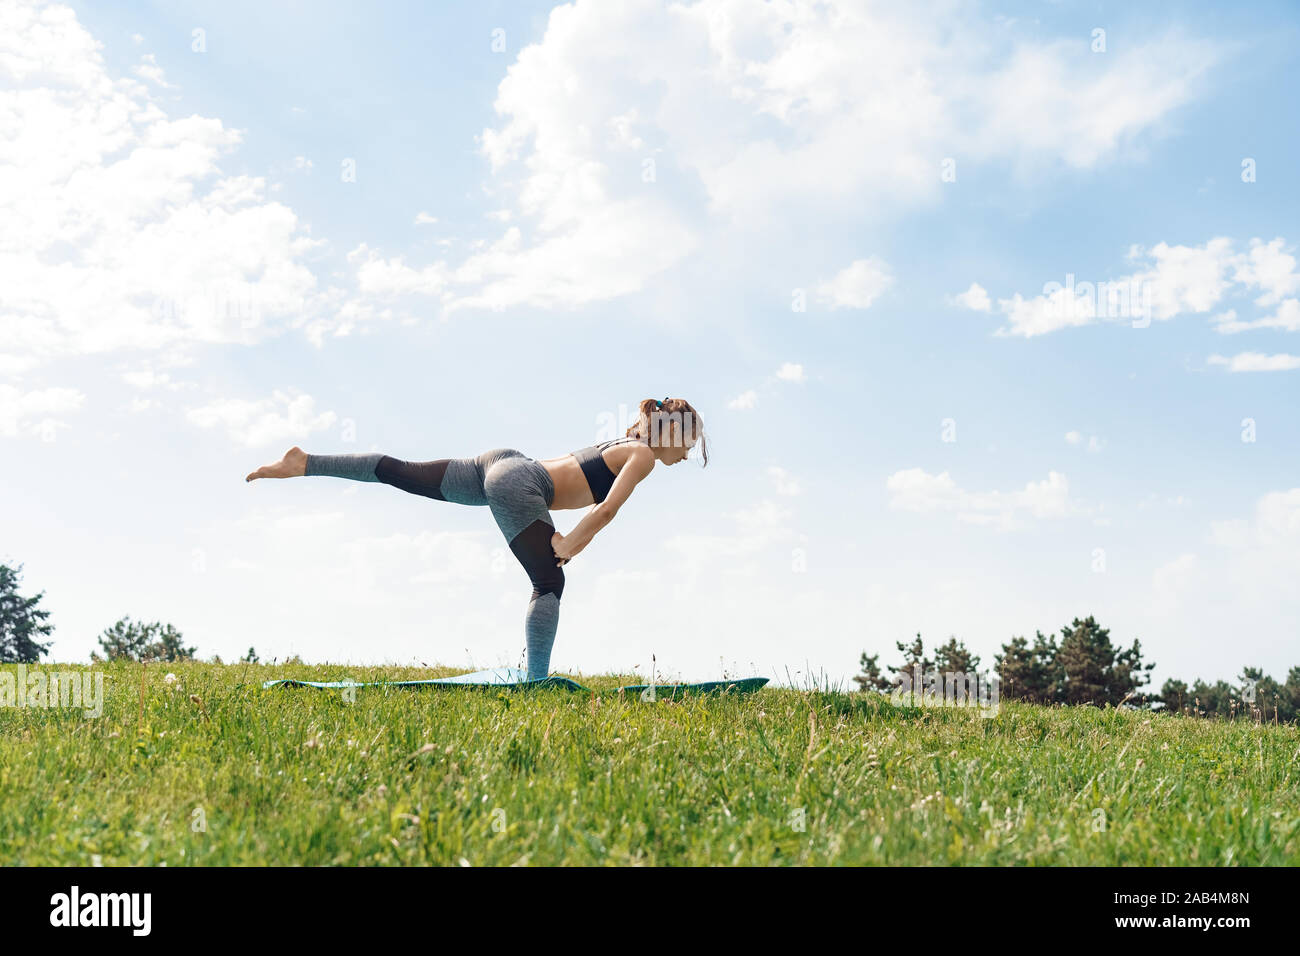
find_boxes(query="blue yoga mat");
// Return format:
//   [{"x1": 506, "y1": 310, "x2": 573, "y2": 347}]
[
  {"x1": 262, "y1": 666, "x2": 768, "y2": 698},
  {"x1": 262, "y1": 666, "x2": 585, "y2": 692}
]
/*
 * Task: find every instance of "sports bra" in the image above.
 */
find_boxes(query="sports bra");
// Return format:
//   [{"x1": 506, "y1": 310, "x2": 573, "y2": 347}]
[{"x1": 571, "y1": 437, "x2": 643, "y2": 504}]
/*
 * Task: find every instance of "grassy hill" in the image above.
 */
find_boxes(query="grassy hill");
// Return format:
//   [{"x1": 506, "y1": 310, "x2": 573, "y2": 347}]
[{"x1": 2, "y1": 661, "x2": 1297, "y2": 865}]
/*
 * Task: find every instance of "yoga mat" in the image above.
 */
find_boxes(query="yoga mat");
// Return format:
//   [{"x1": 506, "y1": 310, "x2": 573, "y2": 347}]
[
  {"x1": 618, "y1": 677, "x2": 770, "y2": 699},
  {"x1": 262, "y1": 667, "x2": 769, "y2": 697},
  {"x1": 262, "y1": 666, "x2": 585, "y2": 692}
]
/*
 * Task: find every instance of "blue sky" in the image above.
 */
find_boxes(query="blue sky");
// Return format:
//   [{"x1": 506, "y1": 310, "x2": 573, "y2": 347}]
[{"x1": 2, "y1": 0, "x2": 1297, "y2": 687}]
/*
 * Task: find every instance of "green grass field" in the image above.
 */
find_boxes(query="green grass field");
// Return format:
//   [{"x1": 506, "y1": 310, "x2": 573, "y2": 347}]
[{"x1": 2, "y1": 661, "x2": 1298, "y2": 865}]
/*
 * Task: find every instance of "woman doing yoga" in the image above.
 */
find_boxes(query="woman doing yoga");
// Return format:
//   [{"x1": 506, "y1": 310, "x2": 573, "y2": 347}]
[{"x1": 245, "y1": 397, "x2": 708, "y2": 680}]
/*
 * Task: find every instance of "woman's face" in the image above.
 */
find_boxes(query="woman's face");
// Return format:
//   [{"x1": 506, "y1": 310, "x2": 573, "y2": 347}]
[{"x1": 663, "y1": 427, "x2": 695, "y2": 465}]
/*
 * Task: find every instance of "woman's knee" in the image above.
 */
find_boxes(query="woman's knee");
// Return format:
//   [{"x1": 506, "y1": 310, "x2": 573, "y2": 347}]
[
  {"x1": 507, "y1": 519, "x2": 564, "y2": 598},
  {"x1": 531, "y1": 563, "x2": 564, "y2": 601}
]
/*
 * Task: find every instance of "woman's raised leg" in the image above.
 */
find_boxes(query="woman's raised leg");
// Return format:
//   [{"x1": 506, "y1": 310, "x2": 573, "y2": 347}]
[{"x1": 246, "y1": 447, "x2": 489, "y2": 506}]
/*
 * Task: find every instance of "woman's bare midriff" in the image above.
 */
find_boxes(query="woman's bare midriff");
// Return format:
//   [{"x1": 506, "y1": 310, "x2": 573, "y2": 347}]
[{"x1": 539, "y1": 445, "x2": 638, "y2": 511}]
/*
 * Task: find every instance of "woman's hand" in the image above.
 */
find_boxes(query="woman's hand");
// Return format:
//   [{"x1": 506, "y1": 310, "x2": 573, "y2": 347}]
[{"x1": 551, "y1": 531, "x2": 577, "y2": 567}]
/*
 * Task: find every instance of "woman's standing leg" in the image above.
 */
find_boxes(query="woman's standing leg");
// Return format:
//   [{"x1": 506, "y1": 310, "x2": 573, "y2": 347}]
[{"x1": 482, "y1": 455, "x2": 563, "y2": 680}]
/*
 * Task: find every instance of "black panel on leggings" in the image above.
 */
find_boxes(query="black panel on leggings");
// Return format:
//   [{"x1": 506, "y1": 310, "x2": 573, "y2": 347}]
[
  {"x1": 509, "y1": 518, "x2": 565, "y2": 600},
  {"x1": 374, "y1": 456, "x2": 450, "y2": 500}
]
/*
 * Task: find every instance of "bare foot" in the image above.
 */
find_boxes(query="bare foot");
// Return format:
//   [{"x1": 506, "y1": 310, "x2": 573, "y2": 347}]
[{"x1": 246, "y1": 446, "x2": 308, "y2": 482}]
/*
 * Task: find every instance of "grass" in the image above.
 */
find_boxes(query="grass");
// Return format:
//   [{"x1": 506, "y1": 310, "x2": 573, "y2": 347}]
[{"x1": 2, "y1": 660, "x2": 1298, "y2": 865}]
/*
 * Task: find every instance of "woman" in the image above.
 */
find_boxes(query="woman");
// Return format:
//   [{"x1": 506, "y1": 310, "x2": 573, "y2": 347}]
[{"x1": 245, "y1": 397, "x2": 708, "y2": 681}]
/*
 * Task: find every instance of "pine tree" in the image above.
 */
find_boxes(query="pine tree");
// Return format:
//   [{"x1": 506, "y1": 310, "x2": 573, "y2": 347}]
[
  {"x1": 888, "y1": 633, "x2": 933, "y2": 685},
  {"x1": 0, "y1": 564, "x2": 54, "y2": 663},
  {"x1": 1158, "y1": 678, "x2": 1189, "y2": 714},
  {"x1": 94, "y1": 617, "x2": 196, "y2": 662},
  {"x1": 1057, "y1": 616, "x2": 1152, "y2": 706},
  {"x1": 932, "y1": 636, "x2": 980, "y2": 674},
  {"x1": 995, "y1": 631, "x2": 1062, "y2": 703},
  {"x1": 853, "y1": 651, "x2": 891, "y2": 692}
]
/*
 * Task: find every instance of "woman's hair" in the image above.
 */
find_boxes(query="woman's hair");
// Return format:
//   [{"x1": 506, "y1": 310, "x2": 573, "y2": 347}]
[{"x1": 626, "y1": 397, "x2": 709, "y2": 466}]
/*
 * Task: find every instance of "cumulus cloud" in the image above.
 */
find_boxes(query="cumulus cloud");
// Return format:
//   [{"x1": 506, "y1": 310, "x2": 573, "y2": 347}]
[
  {"x1": 0, "y1": 1, "x2": 325, "y2": 372},
  {"x1": 1207, "y1": 488, "x2": 1300, "y2": 602},
  {"x1": 727, "y1": 390, "x2": 758, "y2": 410},
  {"x1": 767, "y1": 466, "x2": 802, "y2": 496},
  {"x1": 132, "y1": 52, "x2": 171, "y2": 88},
  {"x1": 185, "y1": 390, "x2": 337, "y2": 447},
  {"x1": 663, "y1": 496, "x2": 802, "y2": 583},
  {"x1": 959, "y1": 237, "x2": 1300, "y2": 338},
  {"x1": 952, "y1": 282, "x2": 992, "y2": 312},
  {"x1": 775, "y1": 362, "x2": 805, "y2": 383},
  {"x1": 1151, "y1": 552, "x2": 1200, "y2": 616},
  {"x1": 814, "y1": 257, "x2": 893, "y2": 310},
  {"x1": 353, "y1": 0, "x2": 1216, "y2": 315},
  {"x1": 0, "y1": 384, "x2": 85, "y2": 438},
  {"x1": 886, "y1": 468, "x2": 1071, "y2": 530},
  {"x1": 1065, "y1": 430, "x2": 1104, "y2": 452},
  {"x1": 1208, "y1": 352, "x2": 1300, "y2": 373}
]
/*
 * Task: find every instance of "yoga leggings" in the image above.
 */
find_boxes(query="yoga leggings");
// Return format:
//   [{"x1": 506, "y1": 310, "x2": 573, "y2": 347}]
[{"x1": 303, "y1": 449, "x2": 562, "y2": 680}]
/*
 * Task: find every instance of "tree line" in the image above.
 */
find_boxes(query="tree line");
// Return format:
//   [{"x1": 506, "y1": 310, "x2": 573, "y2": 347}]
[
  {"x1": 856, "y1": 614, "x2": 1300, "y2": 723},
  {"x1": 0, "y1": 562, "x2": 259, "y2": 665}
]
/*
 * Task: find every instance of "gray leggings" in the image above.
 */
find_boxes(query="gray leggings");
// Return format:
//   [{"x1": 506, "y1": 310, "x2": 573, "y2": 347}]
[{"x1": 303, "y1": 449, "x2": 562, "y2": 680}]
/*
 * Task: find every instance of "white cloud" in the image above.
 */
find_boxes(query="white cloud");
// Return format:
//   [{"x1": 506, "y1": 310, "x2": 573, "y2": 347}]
[
  {"x1": 413, "y1": 211, "x2": 439, "y2": 226},
  {"x1": 953, "y1": 282, "x2": 992, "y2": 313},
  {"x1": 350, "y1": 0, "x2": 1216, "y2": 315},
  {"x1": 662, "y1": 496, "x2": 801, "y2": 584},
  {"x1": 814, "y1": 257, "x2": 893, "y2": 310},
  {"x1": 727, "y1": 390, "x2": 757, "y2": 410},
  {"x1": 1232, "y1": 237, "x2": 1300, "y2": 306},
  {"x1": 767, "y1": 466, "x2": 802, "y2": 496},
  {"x1": 1204, "y1": 489, "x2": 1300, "y2": 609},
  {"x1": 121, "y1": 368, "x2": 175, "y2": 389},
  {"x1": 186, "y1": 390, "x2": 337, "y2": 447},
  {"x1": 886, "y1": 468, "x2": 1071, "y2": 530},
  {"x1": 974, "y1": 237, "x2": 1300, "y2": 338},
  {"x1": 775, "y1": 362, "x2": 805, "y2": 383},
  {"x1": 1208, "y1": 352, "x2": 1300, "y2": 373},
  {"x1": 1214, "y1": 298, "x2": 1300, "y2": 334},
  {"x1": 132, "y1": 53, "x2": 172, "y2": 88},
  {"x1": 0, "y1": 1, "x2": 325, "y2": 372},
  {"x1": 0, "y1": 384, "x2": 85, "y2": 437},
  {"x1": 350, "y1": 244, "x2": 450, "y2": 299},
  {"x1": 1151, "y1": 552, "x2": 1199, "y2": 616},
  {"x1": 292, "y1": 156, "x2": 313, "y2": 172},
  {"x1": 1065, "y1": 430, "x2": 1103, "y2": 452}
]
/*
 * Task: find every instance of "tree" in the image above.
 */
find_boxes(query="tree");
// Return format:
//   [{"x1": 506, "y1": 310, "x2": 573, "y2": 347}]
[
  {"x1": 242, "y1": 646, "x2": 260, "y2": 664},
  {"x1": 0, "y1": 564, "x2": 54, "y2": 663},
  {"x1": 1284, "y1": 667, "x2": 1300, "y2": 721},
  {"x1": 995, "y1": 631, "x2": 1062, "y2": 703},
  {"x1": 889, "y1": 633, "x2": 933, "y2": 685},
  {"x1": 1158, "y1": 678, "x2": 1189, "y2": 714},
  {"x1": 853, "y1": 651, "x2": 893, "y2": 692},
  {"x1": 94, "y1": 617, "x2": 196, "y2": 662},
  {"x1": 1186, "y1": 678, "x2": 1235, "y2": 718},
  {"x1": 932, "y1": 636, "x2": 980, "y2": 674},
  {"x1": 1057, "y1": 616, "x2": 1153, "y2": 706}
]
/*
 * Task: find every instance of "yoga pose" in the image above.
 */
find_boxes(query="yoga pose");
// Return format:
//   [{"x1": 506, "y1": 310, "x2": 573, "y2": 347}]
[{"x1": 245, "y1": 397, "x2": 708, "y2": 680}]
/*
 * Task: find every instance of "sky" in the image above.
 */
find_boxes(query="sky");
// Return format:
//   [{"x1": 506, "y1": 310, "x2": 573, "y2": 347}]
[{"x1": 1, "y1": 0, "x2": 1297, "y2": 689}]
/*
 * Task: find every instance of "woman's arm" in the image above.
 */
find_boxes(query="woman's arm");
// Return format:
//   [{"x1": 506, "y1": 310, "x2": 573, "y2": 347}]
[{"x1": 552, "y1": 446, "x2": 655, "y2": 565}]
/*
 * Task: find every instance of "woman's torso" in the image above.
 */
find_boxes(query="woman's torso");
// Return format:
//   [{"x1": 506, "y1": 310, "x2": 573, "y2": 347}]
[{"x1": 539, "y1": 437, "x2": 646, "y2": 511}]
